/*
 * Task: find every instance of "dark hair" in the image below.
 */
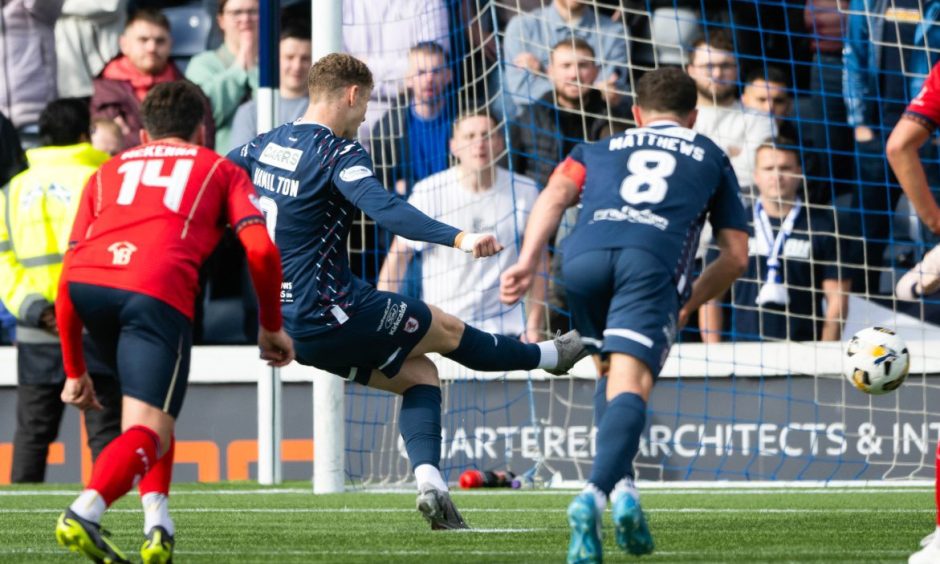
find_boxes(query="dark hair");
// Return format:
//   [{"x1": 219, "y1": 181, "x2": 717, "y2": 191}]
[
  {"x1": 745, "y1": 65, "x2": 790, "y2": 88},
  {"x1": 550, "y1": 36, "x2": 596, "y2": 59},
  {"x1": 451, "y1": 110, "x2": 497, "y2": 138},
  {"x1": 688, "y1": 29, "x2": 735, "y2": 64},
  {"x1": 141, "y1": 81, "x2": 206, "y2": 140},
  {"x1": 280, "y1": 21, "x2": 310, "y2": 43},
  {"x1": 410, "y1": 41, "x2": 447, "y2": 59},
  {"x1": 39, "y1": 99, "x2": 91, "y2": 147},
  {"x1": 125, "y1": 8, "x2": 171, "y2": 32},
  {"x1": 756, "y1": 135, "x2": 801, "y2": 163},
  {"x1": 307, "y1": 53, "x2": 374, "y2": 100},
  {"x1": 635, "y1": 67, "x2": 697, "y2": 117}
]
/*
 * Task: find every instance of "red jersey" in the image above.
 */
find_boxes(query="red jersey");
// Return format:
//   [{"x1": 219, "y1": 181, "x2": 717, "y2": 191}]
[
  {"x1": 905, "y1": 61, "x2": 940, "y2": 130},
  {"x1": 66, "y1": 140, "x2": 265, "y2": 319}
]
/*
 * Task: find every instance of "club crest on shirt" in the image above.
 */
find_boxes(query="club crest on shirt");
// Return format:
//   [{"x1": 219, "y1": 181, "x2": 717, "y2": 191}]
[
  {"x1": 404, "y1": 317, "x2": 420, "y2": 333},
  {"x1": 107, "y1": 241, "x2": 138, "y2": 266}
]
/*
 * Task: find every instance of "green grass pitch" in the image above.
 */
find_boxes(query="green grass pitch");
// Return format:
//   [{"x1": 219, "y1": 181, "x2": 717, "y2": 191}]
[{"x1": 0, "y1": 481, "x2": 933, "y2": 562}]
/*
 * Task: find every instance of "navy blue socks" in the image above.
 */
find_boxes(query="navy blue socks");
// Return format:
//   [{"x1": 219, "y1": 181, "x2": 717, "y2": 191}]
[
  {"x1": 593, "y1": 376, "x2": 608, "y2": 427},
  {"x1": 399, "y1": 384, "x2": 442, "y2": 469},
  {"x1": 444, "y1": 324, "x2": 541, "y2": 371},
  {"x1": 588, "y1": 392, "x2": 647, "y2": 495}
]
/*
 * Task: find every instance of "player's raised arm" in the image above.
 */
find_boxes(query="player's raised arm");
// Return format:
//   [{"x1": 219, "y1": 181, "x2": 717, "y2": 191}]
[
  {"x1": 333, "y1": 153, "x2": 503, "y2": 258},
  {"x1": 500, "y1": 155, "x2": 583, "y2": 306}
]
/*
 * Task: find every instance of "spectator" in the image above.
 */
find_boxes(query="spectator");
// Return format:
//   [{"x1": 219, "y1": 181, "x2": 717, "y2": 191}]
[
  {"x1": 511, "y1": 37, "x2": 622, "y2": 335},
  {"x1": 0, "y1": 99, "x2": 122, "y2": 482},
  {"x1": 0, "y1": 1, "x2": 63, "y2": 146},
  {"x1": 741, "y1": 66, "x2": 792, "y2": 120},
  {"x1": 371, "y1": 41, "x2": 455, "y2": 197},
  {"x1": 686, "y1": 30, "x2": 776, "y2": 192},
  {"x1": 90, "y1": 117, "x2": 124, "y2": 155},
  {"x1": 0, "y1": 111, "x2": 27, "y2": 187},
  {"x1": 502, "y1": 0, "x2": 628, "y2": 117},
  {"x1": 843, "y1": 0, "x2": 940, "y2": 294},
  {"x1": 512, "y1": 37, "x2": 618, "y2": 188},
  {"x1": 185, "y1": 0, "x2": 258, "y2": 153},
  {"x1": 377, "y1": 112, "x2": 545, "y2": 341},
  {"x1": 91, "y1": 9, "x2": 215, "y2": 150},
  {"x1": 55, "y1": 0, "x2": 126, "y2": 99},
  {"x1": 343, "y1": 0, "x2": 449, "y2": 142},
  {"x1": 804, "y1": 0, "x2": 853, "y2": 203},
  {"x1": 700, "y1": 138, "x2": 850, "y2": 343},
  {"x1": 229, "y1": 23, "x2": 312, "y2": 149}
]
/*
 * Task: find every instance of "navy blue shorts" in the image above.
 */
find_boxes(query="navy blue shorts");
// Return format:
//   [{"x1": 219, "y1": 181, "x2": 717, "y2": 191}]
[
  {"x1": 292, "y1": 287, "x2": 432, "y2": 384},
  {"x1": 69, "y1": 282, "x2": 192, "y2": 418},
  {"x1": 562, "y1": 248, "x2": 678, "y2": 378}
]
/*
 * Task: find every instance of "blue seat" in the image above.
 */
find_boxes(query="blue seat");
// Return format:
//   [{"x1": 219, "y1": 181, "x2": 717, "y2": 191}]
[{"x1": 163, "y1": 4, "x2": 212, "y2": 58}]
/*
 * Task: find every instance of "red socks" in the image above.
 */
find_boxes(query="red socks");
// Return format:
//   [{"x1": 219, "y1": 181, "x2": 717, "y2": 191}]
[
  {"x1": 87, "y1": 425, "x2": 160, "y2": 507},
  {"x1": 140, "y1": 436, "x2": 175, "y2": 497}
]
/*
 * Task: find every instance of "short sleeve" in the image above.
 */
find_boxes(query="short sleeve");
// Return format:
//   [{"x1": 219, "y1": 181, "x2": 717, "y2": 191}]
[
  {"x1": 708, "y1": 153, "x2": 749, "y2": 234},
  {"x1": 551, "y1": 143, "x2": 588, "y2": 191},
  {"x1": 905, "y1": 61, "x2": 940, "y2": 130}
]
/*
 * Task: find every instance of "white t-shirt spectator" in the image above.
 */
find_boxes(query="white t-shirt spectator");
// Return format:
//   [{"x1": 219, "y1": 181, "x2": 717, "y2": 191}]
[
  {"x1": 693, "y1": 101, "x2": 776, "y2": 189},
  {"x1": 398, "y1": 167, "x2": 539, "y2": 336}
]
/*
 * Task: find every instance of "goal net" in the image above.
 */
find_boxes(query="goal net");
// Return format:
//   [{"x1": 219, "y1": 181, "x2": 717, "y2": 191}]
[{"x1": 338, "y1": 0, "x2": 940, "y2": 487}]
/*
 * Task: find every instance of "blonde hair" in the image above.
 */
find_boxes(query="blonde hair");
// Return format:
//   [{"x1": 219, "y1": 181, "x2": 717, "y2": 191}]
[{"x1": 307, "y1": 53, "x2": 374, "y2": 100}]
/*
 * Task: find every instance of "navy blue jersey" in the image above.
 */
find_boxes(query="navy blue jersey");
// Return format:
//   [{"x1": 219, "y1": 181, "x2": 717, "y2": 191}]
[
  {"x1": 561, "y1": 122, "x2": 748, "y2": 300},
  {"x1": 228, "y1": 122, "x2": 461, "y2": 338}
]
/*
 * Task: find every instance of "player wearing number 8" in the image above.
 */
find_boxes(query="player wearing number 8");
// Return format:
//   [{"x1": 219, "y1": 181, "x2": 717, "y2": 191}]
[
  {"x1": 53, "y1": 81, "x2": 294, "y2": 563},
  {"x1": 500, "y1": 67, "x2": 750, "y2": 563}
]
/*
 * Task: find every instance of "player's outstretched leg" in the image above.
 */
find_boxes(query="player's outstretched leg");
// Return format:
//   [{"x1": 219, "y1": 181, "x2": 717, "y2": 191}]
[
  {"x1": 566, "y1": 489, "x2": 603, "y2": 564},
  {"x1": 139, "y1": 437, "x2": 176, "y2": 563},
  {"x1": 442, "y1": 322, "x2": 588, "y2": 375},
  {"x1": 56, "y1": 509, "x2": 130, "y2": 564}
]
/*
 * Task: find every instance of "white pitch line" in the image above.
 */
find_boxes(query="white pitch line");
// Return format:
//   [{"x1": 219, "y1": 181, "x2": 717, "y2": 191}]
[
  {"x1": 0, "y1": 548, "x2": 914, "y2": 557},
  {"x1": 2, "y1": 507, "x2": 934, "y2": 514},
  {"x1": 0, "y1": 486, "x2": 933, "y2": 496}
]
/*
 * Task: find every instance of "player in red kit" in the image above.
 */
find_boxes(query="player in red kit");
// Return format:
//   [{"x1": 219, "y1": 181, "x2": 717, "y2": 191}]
[
  {"x1": 886, "y1": 61, "x2": 940, "y2": 564},
  {"x1": 53, "y1": 81, "x2": 294, "y2": 564}
]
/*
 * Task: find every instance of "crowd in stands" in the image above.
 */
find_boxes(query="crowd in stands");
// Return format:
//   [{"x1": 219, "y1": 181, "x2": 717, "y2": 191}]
[{"x1": 2, "y1": 0, "x2": 940, "y2": 350}]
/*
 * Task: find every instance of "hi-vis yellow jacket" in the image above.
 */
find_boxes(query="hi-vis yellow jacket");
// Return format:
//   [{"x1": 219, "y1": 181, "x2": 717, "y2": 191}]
[{"x1": 0, "y1": 143, "x2": 109, "y2": 343}]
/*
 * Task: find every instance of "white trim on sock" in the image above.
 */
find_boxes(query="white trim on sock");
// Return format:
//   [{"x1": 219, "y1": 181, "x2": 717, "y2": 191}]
[
  {"x1": 70, "y1": 490, "x2": 105, "y2": 524},
  {"x1": 610, "y1": 477, "x2": 639, "y2": 506},
  {"x1": 582, "y1": 482, "x2": 607, "y2": 513},
  {"x1": 536, "y1": 341, "x2": 559, "y2": 369},
  {"x1": 142, "y1": 492, "x2": 175, "y2": 537},
  {"x1": 415, "y1": 464, "x2": 448, "y2": 492}
]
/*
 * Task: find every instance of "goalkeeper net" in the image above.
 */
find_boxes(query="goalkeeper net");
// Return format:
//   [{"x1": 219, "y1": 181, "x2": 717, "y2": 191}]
[{"x1": 338, "y1": 0, "x2": 940, "y2": 487}]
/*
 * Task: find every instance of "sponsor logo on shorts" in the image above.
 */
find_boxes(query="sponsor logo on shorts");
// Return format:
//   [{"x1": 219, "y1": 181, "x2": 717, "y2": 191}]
[
  {"x1": 259, "y1": 143, "x2": 303, "y2": 172},
  {"x1": 107, "y1": 241, "x2": 138, "y2": 265},
  {"x1": 379, "y1": 301, "x2": 408, "y2": 335},
  {"x1": 404, "y1": 317, "x2": 419, "y2": 333},
  {"x1": 280, "y1": 281, "x2": 294, "y2": 303}
]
